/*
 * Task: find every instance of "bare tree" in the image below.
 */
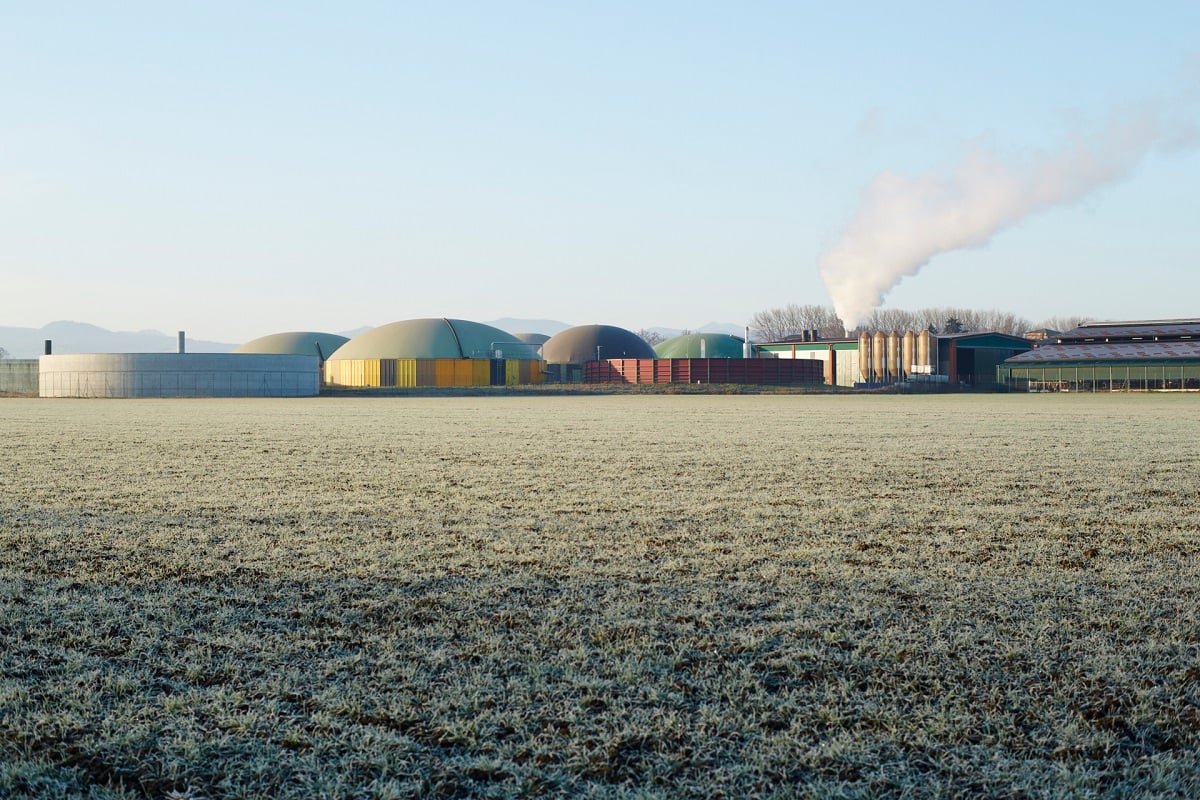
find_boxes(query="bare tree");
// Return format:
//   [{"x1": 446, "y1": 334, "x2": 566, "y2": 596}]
[
  {"x1": 635, "y1": 329, "x2": 667, "y2": 347},
  {"x1": 0, "y1": 346, "x2": 8, "y2": 360},
  {"x1": 854, "y1": 307, "x2": 1032, "y2": 335},
  {"x1": 1034, "y1": 315, "x2": 1093, "y2": 333},
  {"x1": 750, "y1": 304, "x2": 845, "y2": 341}
]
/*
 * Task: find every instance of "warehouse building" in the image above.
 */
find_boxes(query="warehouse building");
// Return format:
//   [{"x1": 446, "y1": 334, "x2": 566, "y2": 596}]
[
  {"x1": 323, "y1": 318, "x2": 543, "y2": 388},
  {"x1": 998, "y1": 319, "x2": 1200, "y2": 391}
]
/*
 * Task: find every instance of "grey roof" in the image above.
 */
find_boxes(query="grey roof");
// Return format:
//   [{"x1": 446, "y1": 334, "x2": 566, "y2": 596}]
[
  {"x1": 1006, "y1": 340, "x2": 1200, "y2": 363},
  {"x1": 1061, "y1": 322, "x2": 1200, "y2": 339}
]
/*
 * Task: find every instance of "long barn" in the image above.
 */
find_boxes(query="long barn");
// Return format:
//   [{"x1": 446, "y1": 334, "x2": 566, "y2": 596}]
[{"x1": 998, "y1": 320, "x2": 1200, "y2": 391}]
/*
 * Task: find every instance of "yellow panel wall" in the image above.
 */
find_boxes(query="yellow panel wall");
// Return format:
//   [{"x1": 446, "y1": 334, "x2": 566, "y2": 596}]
[
  {"x1": 434, "y1": 359, "x2": 456, "y2": 386},
  {"x1": 396, "y1": 359, "x2": 417, "y2": 388}
]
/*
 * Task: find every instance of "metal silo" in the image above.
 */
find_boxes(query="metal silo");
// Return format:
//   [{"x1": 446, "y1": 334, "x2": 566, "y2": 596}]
[
  {"x1": 902, "y1": 331, "x2": 915, "y2": 378},
  {"x1": 872, "y1": 331, "x2": 885, "y2": 383},
  {"x1": 918, "y1": 330, "x2": 931, "y2": 371},
  {"x1": 858, "y1": 332, "x2": 871, "y2": 382},
  {"x1": 887, "y1": 331, "x2": 900, "y2": 382}
]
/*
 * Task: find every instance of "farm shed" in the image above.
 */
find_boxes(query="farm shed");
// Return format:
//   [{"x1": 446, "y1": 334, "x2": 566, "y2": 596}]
[
  {"x1": 936, "y1": 332, "x2": 1032, "y2": 389},
  {"x1": 39, "y1": 354, "x2": 320, "y2": 398},
  {"x1": 755, "y1": 337, "x2": 860, "y2": 387},
  {"x1": 323, "y1": 318, "x2": 543, "y2": 388},
  {"x1": 999, "y1": 319, "x2": 1200, "y2": 391},
  {"x1": 654, "y1": 333, "x2": 747, "y2": 359},
  {"x1": 542, "y1": 325, "x2": 656, "y2": 382}
]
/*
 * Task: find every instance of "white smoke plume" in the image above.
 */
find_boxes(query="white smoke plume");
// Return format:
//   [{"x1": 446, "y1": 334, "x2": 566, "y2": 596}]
[{"x1": 819, "y1": 103, "x2": 1199, "y2": 330}]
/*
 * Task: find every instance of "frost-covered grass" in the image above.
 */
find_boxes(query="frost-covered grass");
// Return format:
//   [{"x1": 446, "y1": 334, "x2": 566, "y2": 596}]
[{"x1": 1, "y1": 394, "x2": 1199, "y2": 799}]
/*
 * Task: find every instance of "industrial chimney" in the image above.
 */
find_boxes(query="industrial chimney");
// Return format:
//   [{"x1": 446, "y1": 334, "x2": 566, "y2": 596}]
[{"x1": 177, "y1": 331, "x2": 186, "y2": 354}]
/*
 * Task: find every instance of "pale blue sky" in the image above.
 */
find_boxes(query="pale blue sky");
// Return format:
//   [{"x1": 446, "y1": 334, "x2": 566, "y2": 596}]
[{"x1": 2, "y1": 2, "x2": 1198, "y2": 342}]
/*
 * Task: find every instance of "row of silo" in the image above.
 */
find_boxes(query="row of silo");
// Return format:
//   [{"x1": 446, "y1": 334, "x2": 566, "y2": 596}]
[{"x1": 857, "y1": 330, "x2": 934, "y2": 383}]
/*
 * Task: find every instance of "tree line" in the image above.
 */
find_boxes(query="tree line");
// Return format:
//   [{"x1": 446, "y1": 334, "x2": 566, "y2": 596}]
[{"x1": 748, "y1": 304, "x2": 1092, "y2": 342}]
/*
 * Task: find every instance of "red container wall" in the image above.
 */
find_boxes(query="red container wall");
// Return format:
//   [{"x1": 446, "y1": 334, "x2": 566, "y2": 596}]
[{"x1": 584, "y1": 358, "x2": 822, "y2": 386}]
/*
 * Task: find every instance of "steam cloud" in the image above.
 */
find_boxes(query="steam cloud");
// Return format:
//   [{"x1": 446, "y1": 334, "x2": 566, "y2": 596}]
[{"x1": 819, "y1": 103, "x2": 1199, "y2": 329}]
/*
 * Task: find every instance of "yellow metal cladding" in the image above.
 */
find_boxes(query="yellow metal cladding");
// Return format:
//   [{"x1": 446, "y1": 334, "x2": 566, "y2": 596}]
[
  {"x1": 396, "y1": 359, "x2": 417, "y2": 388},
  {"x1": 325, "y1": 357, "x2": 543, "y2": 387}
]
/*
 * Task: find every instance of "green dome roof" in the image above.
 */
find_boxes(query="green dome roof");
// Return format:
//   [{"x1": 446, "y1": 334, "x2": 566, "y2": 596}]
[
  {"x1": 235, "y1": 331, "x2": 349, "y2": 359},
  {"x1": 654, "y1": 333, "x2": 746, "y2": 359},
  {"x1": 542, "y1": 325, "x2": 656, "y2": 365},
  {"x1": 328, "y1": 318, "x2": 539, "y2": 360}
]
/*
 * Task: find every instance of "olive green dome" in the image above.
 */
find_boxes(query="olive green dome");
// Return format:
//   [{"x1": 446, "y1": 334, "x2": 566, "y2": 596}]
[
  {"x1": 654, "y1": 333, "x2": 746, "y2": 359},
  {"x1": 512, "y1": 332, "x2": 551, "y2": 346},
  {"x1": 328, "y1": 318, "x2": 537, "y2": 360},
  {"x1": 235, "y1": 331, "x2": 349, "y2": 359},
  {"x1": 542, "y1": 325, "x2": 656, "y2": 365}
]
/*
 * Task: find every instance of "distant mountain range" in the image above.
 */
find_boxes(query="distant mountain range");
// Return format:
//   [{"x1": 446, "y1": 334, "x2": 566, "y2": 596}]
[
  {"x1": 0, "y1": 319, "x2": 746, "y2": 359},
  {"x1": 0, "y1": 322, "x2": 240, "y2": 359}
]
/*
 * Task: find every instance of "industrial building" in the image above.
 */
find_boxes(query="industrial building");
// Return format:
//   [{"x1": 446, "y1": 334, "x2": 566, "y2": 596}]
[
  {"x1": 757, "y1": 330, "x2": 1031, "y2": 389},
  {"x1": 998, "y1": 320, "x2": 1200, "y2": 391},
  {"x1": 323, "y1": 318, "x2": 543, "y2": 388}
]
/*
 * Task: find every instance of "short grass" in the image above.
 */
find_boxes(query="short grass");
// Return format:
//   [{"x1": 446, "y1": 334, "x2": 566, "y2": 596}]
[{"x1": 1, "y1": 394, "x2": 1198, "y2": 798}]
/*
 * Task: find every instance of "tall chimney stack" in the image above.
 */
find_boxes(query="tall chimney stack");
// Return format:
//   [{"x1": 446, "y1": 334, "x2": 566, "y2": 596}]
[
  {"x1": 177, "y1": 331, "x2": 186, "y2": 354},
  {"x1": 44, "y1": 339, "x2": 52, "y2": 355}
]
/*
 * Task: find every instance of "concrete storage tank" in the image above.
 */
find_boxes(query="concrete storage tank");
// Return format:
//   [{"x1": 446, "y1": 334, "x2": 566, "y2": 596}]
[{"x1": 39, "y1": 353, "x2": 319, "y2": 398}]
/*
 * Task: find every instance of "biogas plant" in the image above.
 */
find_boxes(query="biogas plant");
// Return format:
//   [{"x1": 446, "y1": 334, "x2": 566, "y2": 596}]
[{"x1": 6, "y1": 318, "x2": 1200, "y2": 398}]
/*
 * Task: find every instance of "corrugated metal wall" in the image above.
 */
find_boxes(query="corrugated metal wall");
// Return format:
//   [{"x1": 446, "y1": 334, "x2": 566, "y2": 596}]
[
  {"x1": 325, "y1": 358, "x2": 544, "y2": 388},
  {"x1": 585, "y1": 358, "x2": 824, "y2": 386}
]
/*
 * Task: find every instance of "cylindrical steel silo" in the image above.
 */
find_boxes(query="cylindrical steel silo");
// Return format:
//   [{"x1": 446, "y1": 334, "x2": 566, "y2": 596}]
[
  {"x1": 878, "y1": 331, "x2": 888, "y2": 383},
  {"x1": 918, "y1": 330, "x2": 931, "y2": 371},
  {"x1": 858, "y1": 332, "x2": 871, "y2": 382},
  {"x1": 887, "y1": 331, "x2": 900, "y2": 382},
  {"x1": 902, "y1": 331, "x2": 915, "y2": 378}
]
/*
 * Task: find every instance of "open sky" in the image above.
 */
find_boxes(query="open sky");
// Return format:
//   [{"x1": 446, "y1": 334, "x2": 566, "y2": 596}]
[{"x1": 3, "y1": 2, "x2": 1198, "y2": 343}]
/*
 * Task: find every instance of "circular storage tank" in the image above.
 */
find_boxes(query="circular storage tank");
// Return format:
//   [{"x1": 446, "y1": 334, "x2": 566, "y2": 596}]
[
  {"x1": 329, "y1": 318, "x2": 538, "y2": 360},
  {"x1": 542, "y1": 325, "x2": 656, "y2": 365},
  {"x1": 39, "y1": 353, "x2": 319, "y2": 398},
  {"x1": 235, "y1": 331, "x2": 349, "y2": 360},
  {"x1": 512, "y1": 332, "x2": 551, "y2": 347},
  {"x1": 654, "y1": 333, "x2": 746, "y2": 359}
]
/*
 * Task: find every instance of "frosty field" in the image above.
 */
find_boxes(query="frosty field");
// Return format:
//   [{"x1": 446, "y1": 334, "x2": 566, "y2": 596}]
[{"x1": 1, "y1": 394, "x2": 1198, "y2": 798}]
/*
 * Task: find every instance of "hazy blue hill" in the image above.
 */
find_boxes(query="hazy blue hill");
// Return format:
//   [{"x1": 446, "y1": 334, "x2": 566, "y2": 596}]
[
  {"x1": 485, "y1": 318, "x2": 573, "y2": 336},
  {"x1": 0, "y1": 321, "x2": 237, "y2": 358}
]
